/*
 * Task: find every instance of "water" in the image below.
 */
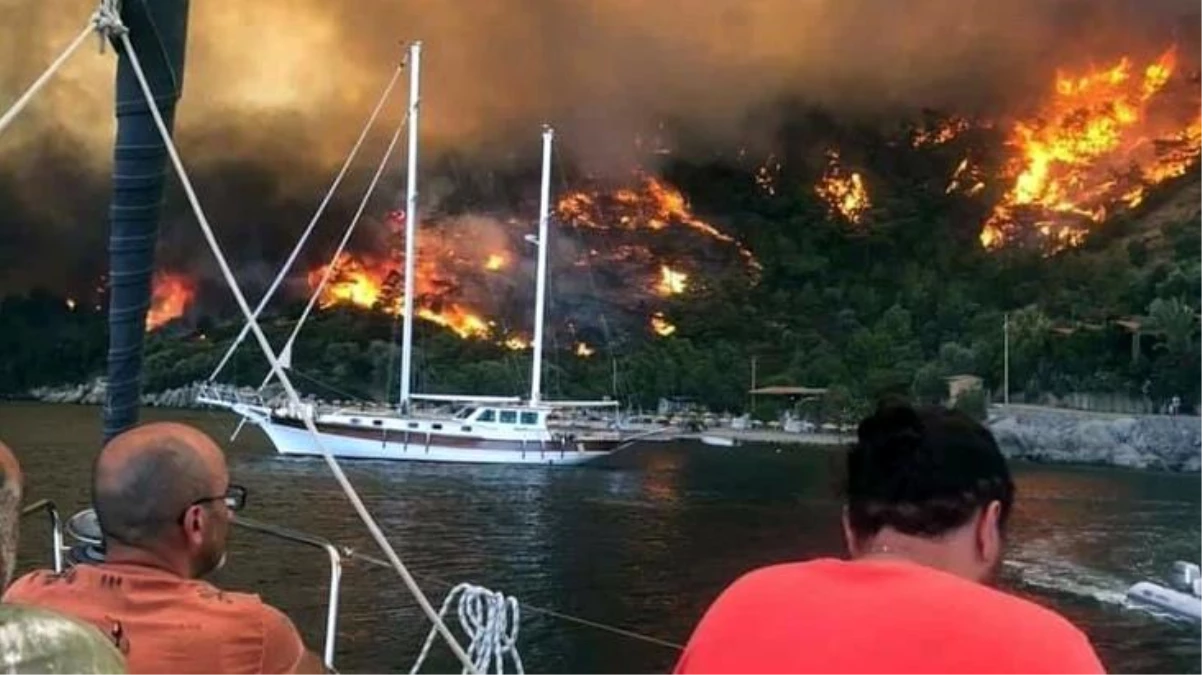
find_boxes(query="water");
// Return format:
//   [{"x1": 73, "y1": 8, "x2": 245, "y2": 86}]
[{"x1": 4, "y1": 403, "x2": 1199, "y2": 673}]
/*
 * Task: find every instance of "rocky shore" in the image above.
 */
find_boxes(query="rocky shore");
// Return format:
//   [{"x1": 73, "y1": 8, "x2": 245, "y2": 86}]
[
  {"x1": 26, "y1": 379, "x2": 274, "y2": 409},
  {"x1": 988, "y1": 404, "x2": 1201, "y2": 472}
]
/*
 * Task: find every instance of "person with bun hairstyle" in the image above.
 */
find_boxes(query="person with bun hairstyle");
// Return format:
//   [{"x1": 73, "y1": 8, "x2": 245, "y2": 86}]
[{"x1": 675, "y1": 400, "x2": 1104, "y2": 674}]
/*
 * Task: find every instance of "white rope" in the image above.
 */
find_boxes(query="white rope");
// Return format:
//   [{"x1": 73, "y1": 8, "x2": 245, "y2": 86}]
[
  {"x1": 0, "y1": 20, "x2": 97, "y2": 138},
  {"x1": 410, "y1": 584, "x2": 524, "y2": 675},
  {"x1": 258, "y1": 106, "x2": 410, "y2": 391},
  {"x1": 114, "y1": 28, "x2": 478, "y2": 674},
  {"x1": 207, "y1": 58, "x2": 408, "y2": 382}
]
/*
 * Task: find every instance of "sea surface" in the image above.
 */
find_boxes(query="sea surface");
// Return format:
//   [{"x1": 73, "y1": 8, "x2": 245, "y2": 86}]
[{"x1": 4, "y1": 403, "x2": 1199, "y2": 673}]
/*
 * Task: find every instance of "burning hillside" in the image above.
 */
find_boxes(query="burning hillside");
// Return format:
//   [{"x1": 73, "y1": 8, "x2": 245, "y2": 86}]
[
  {"x1": 298, "y1": 174, "x2": 758, "y2": 347},
  {"x1": 980, "y1": 47, "x2": 1201, "y2": 250}
]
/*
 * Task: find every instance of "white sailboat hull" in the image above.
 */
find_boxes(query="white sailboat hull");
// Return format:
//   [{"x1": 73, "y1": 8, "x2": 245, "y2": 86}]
[{"x1": 252, "y1": 414, "x2": 612, "y2": 466}]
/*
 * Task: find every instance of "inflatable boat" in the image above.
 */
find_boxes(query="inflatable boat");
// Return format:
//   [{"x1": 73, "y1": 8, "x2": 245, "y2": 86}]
[{"x1": 1126, "y1": 561, "x2": 1202, "y2": 621}]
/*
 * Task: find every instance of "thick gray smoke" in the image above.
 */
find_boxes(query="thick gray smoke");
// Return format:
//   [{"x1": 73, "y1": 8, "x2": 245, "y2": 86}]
[{"x1": 0, "y1": 0, "x2": 1195, "y2": 293}]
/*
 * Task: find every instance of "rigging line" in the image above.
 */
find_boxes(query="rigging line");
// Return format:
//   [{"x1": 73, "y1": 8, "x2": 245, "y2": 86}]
[
  {"x1": 208, "y1": 57, "x2": 408, "y2": 383},
  {"x1": 290, "y1": 368, "x2": 366, "y2": 403},
  {"x1": 341, "y1": 549, "x2": 685, "y2": 652},
  {"x1": 258, "y1": 107, "x2": 410, "y2": 392},
  {"x1": 0, "y1": 20, "x2": 94, "y2": 138},
  {"x1": 115, "y1": 28, "x2": 477, "y2": 672}
]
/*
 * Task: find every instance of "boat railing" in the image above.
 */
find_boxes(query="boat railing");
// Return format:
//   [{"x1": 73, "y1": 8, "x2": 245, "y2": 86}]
[
  {"x1": 19, "y1": 499, "x2": 64, "y2": 573},
  {"x1": 23, "y1": 505, "x2": 344, "y2": 669},
  {"x1": 195, "y1": 382, "x2": 269, "y2": 410}
]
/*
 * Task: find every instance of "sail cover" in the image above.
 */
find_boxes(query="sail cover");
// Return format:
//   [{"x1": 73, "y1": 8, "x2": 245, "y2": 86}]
[{"x1": 104, "y1": 0, "x2": 190, "y2": 441}]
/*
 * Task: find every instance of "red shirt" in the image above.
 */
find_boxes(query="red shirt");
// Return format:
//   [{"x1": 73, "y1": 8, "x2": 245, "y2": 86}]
[
  {"x1": 675, "y1": 558, "x2": 1105, "y2": 674},
  {"x1": 4, "y1": 563, "x2": 311, "y2": 674}
]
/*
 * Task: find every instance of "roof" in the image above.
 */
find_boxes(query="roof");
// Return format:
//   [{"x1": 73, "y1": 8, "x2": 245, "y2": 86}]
[
  {"x1": 944, "y1": 374, "x2": 982, "y2": 383},
  {"x1": 749, "y1": 386, "x2": 829, "y2": 396}
]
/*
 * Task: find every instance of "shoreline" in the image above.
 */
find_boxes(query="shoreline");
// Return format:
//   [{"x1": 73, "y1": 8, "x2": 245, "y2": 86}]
[{"x1": 10, "y1": 387, "x2": 1200, "y2": 472}]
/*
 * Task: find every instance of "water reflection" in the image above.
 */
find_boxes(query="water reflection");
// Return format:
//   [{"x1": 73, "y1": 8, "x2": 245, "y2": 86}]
[{"x1": 3, "y1": 404, "x2": 1198, "y2": 674}]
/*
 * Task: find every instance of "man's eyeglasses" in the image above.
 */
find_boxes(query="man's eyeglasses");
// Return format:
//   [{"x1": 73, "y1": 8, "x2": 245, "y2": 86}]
[{"x1": 181, "y1": 484, "x2": 248, "y2": 522}]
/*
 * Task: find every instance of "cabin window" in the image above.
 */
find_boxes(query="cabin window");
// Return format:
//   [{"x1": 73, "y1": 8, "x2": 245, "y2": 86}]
[
  {"x1": 373, "y1": 420, "x2": 383, "y2": 427},
  {"x1": 499, "y1": 411, "x2": 518, "y2": 424},
  {"x1": 408, "y1": 422, "x2": 419, "y2": 429},
  {"x1": 350, "y1": 418, "x2": 360, "y2": 425},
  {"x1": 432, "y1": 423, "x2": 443, "y2": 431},
  {"x1": 461, "y1": 426, "x2": 472, "y2": 432},
  {"x1": 455, "y1": 407, "x2": 475, "y2": 420},
  {"x1": 520, "y1": 412, "x2": 539, "y2": 426},
  {"x1": 478, "y1": 409, "x2": 496, "y2": 423}
]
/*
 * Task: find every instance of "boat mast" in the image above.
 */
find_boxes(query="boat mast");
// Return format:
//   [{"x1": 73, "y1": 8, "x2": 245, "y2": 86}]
[
  {"x1": 399, "y1": 41, "x2": 421, "y2": 410},
  {"x1": 530, "y1": 125, "x2": 554, "y2": 406}
]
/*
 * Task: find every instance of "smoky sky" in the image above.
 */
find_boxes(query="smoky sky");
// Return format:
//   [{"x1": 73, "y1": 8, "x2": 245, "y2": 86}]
[{"x1": 0, "y1": 0, "x2": 1196, "y2": 294}]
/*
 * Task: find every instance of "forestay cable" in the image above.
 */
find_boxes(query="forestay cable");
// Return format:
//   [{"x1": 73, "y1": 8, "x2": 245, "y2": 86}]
[
  {"x1": 107, "y1": 11, "x2": 477, "y2": 671},
  {"x1": 207, "y1": 59, "x2": 407, "y2": 382}
]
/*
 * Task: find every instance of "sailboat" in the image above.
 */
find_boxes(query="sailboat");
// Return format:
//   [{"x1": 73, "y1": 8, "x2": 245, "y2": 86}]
[{"x1": 200, "y1": 43, "x2": 627, "y2": 465}]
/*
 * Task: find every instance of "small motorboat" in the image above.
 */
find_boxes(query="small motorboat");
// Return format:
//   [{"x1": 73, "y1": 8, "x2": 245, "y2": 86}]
[{"x1": 1126, "y1": 561, "x2": 1202, "y2": 621}]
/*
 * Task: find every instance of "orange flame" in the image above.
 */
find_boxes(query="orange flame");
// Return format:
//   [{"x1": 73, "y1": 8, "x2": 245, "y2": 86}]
[
  {"x1": 981, "y1": 47, "x2": 1200, "y2": 250},
  {"x1": 755, "y1": 155, "x2": 781, "y2": 196},
  {"x1": 815, "y1": 150, "x2": 871, "y2": 223},
  {"x1": 912, "y1": 116, "x2": 971, "y2": 148},
  {"x1": 556, "y1": 172, "x2": 760, "y2": 269},
  {"x1": 574, "y1": 342, "x2": 595, "y2": 357},
  {"x1": 656, "y1": 265, "x2": 688, "y2": 296},
  {"x1": 502, "y1": 335, "x2": 530, "y2": 350},
  {"x1": 309, "y1": 252, "x2": 494, "y2": 340},
  {"x1": 146, "y1": 272, "x2": 195, "y2": 331},
  {"x1": 946, "y1": 157, "x2": 987, "y2": 196},
  {"x1": 650, "y1": 312, "x2": 676, "y2": 337},
  {"x1": 417, "y1": 305, "x2": 492, "y2": 339},
  {"x1": 484, "y1": 253, "x2": 507, "y2": 271}
]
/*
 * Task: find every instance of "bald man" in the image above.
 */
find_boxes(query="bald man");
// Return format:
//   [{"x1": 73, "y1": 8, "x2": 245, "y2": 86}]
[
  {"x1": 4, "y1": 423, "x2": 324, "y2": 674},
  {"x1": 0, "y1": 440, "x2": 126, "y2": 673}
]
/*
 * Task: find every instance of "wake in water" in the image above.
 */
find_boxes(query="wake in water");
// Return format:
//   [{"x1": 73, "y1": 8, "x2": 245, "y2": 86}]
[{"x1": 1005, "y1": 540, "x2": 1200, "y2": 625}]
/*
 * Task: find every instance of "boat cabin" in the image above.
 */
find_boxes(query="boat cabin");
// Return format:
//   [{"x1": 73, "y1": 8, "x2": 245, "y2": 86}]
[{"x1": 454, "y1": 405, "x2": 548, "y2": 429}]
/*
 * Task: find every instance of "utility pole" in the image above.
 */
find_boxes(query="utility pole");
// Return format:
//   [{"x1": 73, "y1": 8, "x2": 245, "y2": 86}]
[{"x1": 1003, "y1": 312, "x2": 1010, "y2": 405}]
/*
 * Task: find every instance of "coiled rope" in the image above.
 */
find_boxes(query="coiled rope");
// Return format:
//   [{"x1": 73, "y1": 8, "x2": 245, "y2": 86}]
[{"x1": 410, "y1": 584, "x2": 524, "y2": 675}]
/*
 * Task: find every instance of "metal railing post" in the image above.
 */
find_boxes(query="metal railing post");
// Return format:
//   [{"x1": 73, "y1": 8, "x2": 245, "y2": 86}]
[
  {"x1": 20, "y1": 499, "x2": 64, "y2": 573},
  {"x1": 232, "y1": 515, "x2": 344, "y2": 669}
]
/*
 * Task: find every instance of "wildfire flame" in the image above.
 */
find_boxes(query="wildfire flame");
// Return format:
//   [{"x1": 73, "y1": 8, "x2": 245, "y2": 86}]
[
  {"x1": 502, "y1": 336, "x2": 529, "y2": 350},
  {"x1": 912, "y1": 115, "x2": 972, "y2": 148},
  {"x1": 981, "y1": 47, "x2": 1201, "y2": 250},
  {"x1": 309, "y1": 252, "x2": 494, "y2": 340},
  {"x1": 484, "y1": 253, "x2": 507, "y2": 271},
  {"x1": 656, "y1": 265, "x2": 688, "y2": 296},
  {"x1": 557, "y1": 172, "x2": 760, "y2": 269},
  {"x1": 816, "y1": 150, "x2": 871, "y2": 223},
  {"x1": 946, "y1": 157, "x2": 987, "y2": 196},
  {"x1": 755, "y1": 154, "x2": 781, "y2": 196},
  {"x1": 146, "y1": 272, "x2": 195, "y2": 331},
  {"x1": 574, "y1": 342, "x2": 595, "y2": 357},
  {"x1": 650, "y1": 312, "x2": 676, "y2": 337}
]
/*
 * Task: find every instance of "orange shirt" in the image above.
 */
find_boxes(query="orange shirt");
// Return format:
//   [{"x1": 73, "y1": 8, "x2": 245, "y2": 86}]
[
  {"x1": 675, "y1": 558, "x2": 1105, "y2": 674},
  {"x1": 4, "y1": 563, "x2": 311, "y2": 674}
]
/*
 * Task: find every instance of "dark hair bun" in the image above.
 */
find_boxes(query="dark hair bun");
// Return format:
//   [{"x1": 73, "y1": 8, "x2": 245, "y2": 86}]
[
  {"x1": 856, "y1": 399, "x2": 924, "y2": 467},
  {"x1": 845, "y1": 397, "x2": 1015, "y2": 539}
]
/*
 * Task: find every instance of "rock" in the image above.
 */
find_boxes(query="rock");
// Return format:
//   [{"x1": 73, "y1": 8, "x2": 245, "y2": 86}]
[{"x1": 989, "y1": 405, "x2": 1200, "y2": 473}]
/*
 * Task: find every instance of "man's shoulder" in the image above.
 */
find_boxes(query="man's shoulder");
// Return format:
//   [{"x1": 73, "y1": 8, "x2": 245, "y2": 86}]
[{"x1": 4, "y1": 568, "x2": 79, "y2": 600}]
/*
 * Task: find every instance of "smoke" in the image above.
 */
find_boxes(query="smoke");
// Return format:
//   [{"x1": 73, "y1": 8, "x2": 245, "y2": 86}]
[{"x1": 0, "y1": 0, "x2": 1196, "y2": 293}]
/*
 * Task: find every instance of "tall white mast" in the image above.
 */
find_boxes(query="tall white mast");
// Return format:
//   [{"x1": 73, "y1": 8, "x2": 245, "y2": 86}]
[
  {"x1": 530, "y1": 125, "x2": 554, "y2": 405},
  {"x1": 399, "y1": 41, "x2": 421, "y2": 409}
]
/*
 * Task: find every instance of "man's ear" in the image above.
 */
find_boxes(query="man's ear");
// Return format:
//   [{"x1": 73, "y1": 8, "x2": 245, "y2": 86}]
[
  {"x1": 842, "y1": 506, "x2": 861, "y2": 557},
  {"x1": 975, "y1": 500, "x2": 1003, "y2": 564}
]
